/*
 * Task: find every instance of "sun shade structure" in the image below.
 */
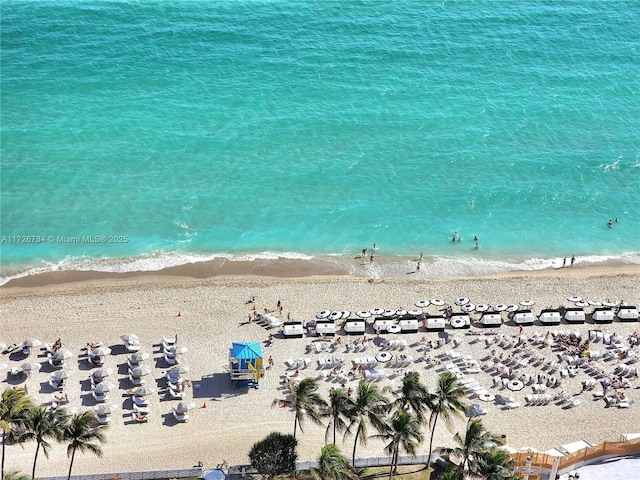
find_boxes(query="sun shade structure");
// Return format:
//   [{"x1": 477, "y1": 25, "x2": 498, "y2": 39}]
[{"x1": 229, "y1": 341, "x2": 264, "y2": 388}]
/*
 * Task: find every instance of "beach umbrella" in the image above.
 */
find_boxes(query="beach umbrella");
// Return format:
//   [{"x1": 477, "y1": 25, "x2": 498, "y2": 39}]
[
  {"x1": 519, "y1": 300, "x2": 535, "y2": 307},
  {"x1": 415, "y1": 300, "x2": 430, "y2": 308},
  {"x1": 588, "y1": 300, "x2": 603, "y2": 307},
  {"x1": 93, "y1": 382, "x2": 116, "y2": 394},
  {"x1": 382, "y1": 309, "x2": 396, "y2": 317},
  {"x1": 51, "y1": 369, "x2": 74, "y2": 381},
  {"x1": 91, "y1": 346, "x2": 111, "y2": 357},
  {"x1": 602, "y1": 301, "x2": 617, "y2": 307},
  {"x1": 506, "y1": 304, "x2": 519, "y2": 313},
  {"x1": 407, "y1": 309, "x2": 422, "y2": 316},
  {"x1": 340, "y1": 310, "x2": 351, "y2": 319},
  {"x1": 129, "y1": 352, "x2": 149, "y2": 363},
  {"x1": 95, "y1": 404, "x2": 118, "y2": 415},
  {"x1": 175, "y1": 401, "x2": 196, "y2": 413},
  {"x1": 92, "y1": 368, "x2": 113, "y2": 379},
  {"x1": 396, "y1": 309, "x2": 407, "y2": 316},
  {"x1": 575, "y1": 301, "x2": 589, "y2": 308},
  {"x1": 130, "y1": 365, "x2": 151, "y2": 377},
  {"x1": 169, "y1": 345, "x2": 189, "y2": 355},
  {"x1": 132, "y1": 385, "x2": 156, "y2": 397},
  {"x1": 370, "y1": 308, "x2": 385, "y2": 315},
  {"x1": 316, "y1": 310, "x2": 331, "y2": 319},
  {"x1": 22, "y1": 338, "x2": 42, "y2": 348},
  {"x1": 169, "y1": 365, "x2": 190, "y2": 375},
  {"x1": 567, "y1": 296, "x2": 583, "y2": 303},
  {"x1": 461, "y1": 304, "x2": 476, "y2": 313},
  {"x1": 431, "y1": 299, "x2": 445, "y2": 306},
  {"x1": 120, "y1": 333, "x2": 139, "y2": 343},
  {"x1": 455, "y1": 297, "x2": 470, "y2": 306},
  {"x1": 475, "y1": 304, "x2": 489, "y2": 312},
  {"x1": 493, "y1": 304, "x2": 508, "y2": 312},
  {"x1": 356, "y1": 310, "x2": 371, "y2": 318},
  {"x1": 328, "y1": 311, "x2": 341, "y2": 321},
  {"x1": 20, "y1": 362, "x2": 41, "y2": 373},
  {"x1": 52, "y1": 349, "x2": 73, "y2": 361}
]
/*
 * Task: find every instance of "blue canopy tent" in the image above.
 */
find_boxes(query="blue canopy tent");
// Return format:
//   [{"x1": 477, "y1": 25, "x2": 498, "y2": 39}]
[{"x1": 229, "y1": 341, "x2": 264, "y2": 389}]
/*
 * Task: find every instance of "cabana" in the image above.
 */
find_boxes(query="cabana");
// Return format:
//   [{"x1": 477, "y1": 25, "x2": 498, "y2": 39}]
[
  {"x1": 592, "y1": 307, "x2": 615, "y2": 324},
  {"x1": 480, "y1": 312, "x2": 502, "y2": 328},
  {"x1": 617, "y1": 306, "x2": 639, "y2": 322},
  {"x1": 398, "y1": 317, "x2": 419, "y2": 333},
  {"x1": 450, "y1": 313, "x2": 471, "y2": 329},
  {"x1": 513, "y1": 310, "x2": 534, "y2": 326},
  {"x1": 372, "y1": 318, "x2": 395, "y2": 333},
  {"x1": 229, "y1": 342, "x2": 264, "y2": 389},
  {"x1": 564, "y1": 308, "x2": 586, "y2": 324},
  {"x1": 538, "y1": 309, "x2": 561, "y2": 325},
  {"x1": 343, "y1": 319, "x2": 366, "y2": 335},
  {"x1": 315, "y1": 320, "x2": 336, "y2": 337},
  {"x1": 282, "y1": 322, "x2": 304, "y2": 338},
  {"x1": 426, "y1": 316, "x2": 446, "y2": 332}
]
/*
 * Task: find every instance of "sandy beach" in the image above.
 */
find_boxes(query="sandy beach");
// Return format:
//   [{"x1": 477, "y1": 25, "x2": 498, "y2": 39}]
[{"x1": 1, "y1": 264, "x2": 639, "y2": 476}]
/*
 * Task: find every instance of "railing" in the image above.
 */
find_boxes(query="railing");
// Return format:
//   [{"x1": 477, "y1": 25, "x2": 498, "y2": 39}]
[
  {"x1": 41, "y1": 467, "x2": 203, "y2": 480},
  {"x1": 510, "y1": 437, "x2": 640, "y2": 474}
]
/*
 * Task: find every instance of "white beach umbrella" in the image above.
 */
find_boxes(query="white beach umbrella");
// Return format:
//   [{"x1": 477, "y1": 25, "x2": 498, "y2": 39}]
[
  {"x1": 370, "y1": 308, "x2": 385, "y2": 315},
  {"x1": 493, "y1": 304, "x2": 508, "y2": 312},
  {"x1": 130, "y1": 366, "x2": 152, "y2": 377},
  {"x1": 382, "y1": 309, "x2": 396, "y2": 317},
  {"x1": 455, "y1": 297, "x2": 470, "y2": 306},
  {"x1": 95, "y1": 404, "x2": 118, "y2": 415},
  {"x1": 340, "y1": 310, "x2": 351, "y2": 319},
  {"x1": 475, "y1": 304, "x2": 489, "y2": 312},
  {"x1": 120, "y1": 333, "x2": 139, "y2": 343},
  {"x1": 575, "y1": 301, "x2": 589, "y2": 308},
  {"x1": 567, "y1": 296, "x2": 583, "y2": 303},
  {"x1": 588, "y1": 300, "x2": 602, "y2": 307},
  {"x1": 22, "y1": 338, "x2": 42, "y2": 348},
  {"x1": 519, "y1": 300, "x2": 535, "y2": 307},
  {"x1": 407, "y1": 309, "x2": 422, "y2": 316},
  {"x1": 356, "y1": 310, "x2": 371, "y2": 318},
  {"x1": 328, "y1": 312, "x2": 342, "y2": 321},
  {"x1": 51, "y1": 369, "x2": 74, "y2": 381},
  {"x1": 316, "y1": 310, "x2": 331, "y2": 319},
  {"x1": 92, "y1": 368, "x2": 113, "y2": 379},
  {"x1": 602, "y1": 301, "x2": 617, "y2": 307},
  {"x1": 506, "y1": 304, "x2": 519, "y2": 312},
  {"x1": 461, "y1": 304, "x2": 476, "y2": 313},
  {"x1": 175, "y1": 401, "x2": 196, "y2": 413},
  {"x1": 169, "y1": 345, "x2": 189, "y2": 355},
  {"x1": 91, "y1": 346, "x2": 112, "y2": 357},
  {"x1": 93, "y1": 382, "x2": 116, "y2": 394},
  {"x1": 415, "y1": 300, "x2": 430, "y2": 308},
  {"x1": 132, "y1": 385, "x2": 156, "y2": 397},
  {"x1": 169, "y1": 365, "x2": 190, "y2": 375},
  {"x1": 129, "y1": 352, "x2": 150, "y2": 363},
  {"x1": 395, "y1": 309, "x2": 407, "y2": 316},
  {"x1": 20, "y1": 362, "x2": 41, "y2": 373},
  {"x1": 431, "y1": 299, "x2": 445, "y2": 306},
  {"x1": 52, "y1": 349, "x2": 74, "y2": 361}
]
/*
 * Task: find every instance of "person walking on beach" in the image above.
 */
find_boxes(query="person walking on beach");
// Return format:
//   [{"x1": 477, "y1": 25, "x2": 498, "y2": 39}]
[
  {"x1": 369, "y1": 253, "x2": 374, "y2": 263},
  {"x1": 571, "y1": 255, "x2": 576, "y2": 267},
  {"x1": 416, "y1": 261, "x2": 421, "y2": 272},
  {"x1": 362, "y1": 247, "x2": 367, "y2": 258},
  {"x1": 562, "y1": 257, "x2": 567, "y2": 268}
]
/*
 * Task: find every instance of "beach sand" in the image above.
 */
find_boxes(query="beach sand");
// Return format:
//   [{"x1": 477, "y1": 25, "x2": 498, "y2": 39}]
[{"x1": 1, "y1": 264, "x2": 639, "y2": 475}]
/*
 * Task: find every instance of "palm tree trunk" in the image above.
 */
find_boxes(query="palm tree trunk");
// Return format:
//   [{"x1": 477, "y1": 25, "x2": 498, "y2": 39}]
[
  {"x1": 393, "y1": 445, "x2": 399, "y2": 474},
  {"x1": 293, "y1": 413, "x2": 298, "y2": 440},
  {"x1": 67, "y1": 447, "x2": 77, "y2": 480},
  {"x1": 333, "y1": 420, "x2": 337, "y2": 445},
  {"x1": 426, "y1": 412, "x2": 439, "y2": 469},
  {"x1": 2, "y1": 434, "x2": 6, "y2": 480},
  {"x1": 351, "y1": 429, "x2": 361, "y2": 466},
  {"x1": 32, "y1": 442, "x2": 41, "y2": 480}
]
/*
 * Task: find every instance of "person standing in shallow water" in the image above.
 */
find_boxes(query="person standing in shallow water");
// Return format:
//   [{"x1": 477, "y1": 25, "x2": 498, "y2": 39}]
[{"x1": 571, "y1": 255, "x2": 576, "y2": 267}]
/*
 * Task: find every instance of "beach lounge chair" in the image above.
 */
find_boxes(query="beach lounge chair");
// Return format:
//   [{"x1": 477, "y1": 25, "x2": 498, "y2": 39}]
[
  {"x1": 162, "y1": 335, "x2": 177, "y2": 349},
  {"x1": 168, "y1": 386, "x2": 184, "y2": 399},
  {"x1": 133, "y1": 403, "x2": 150, "y2": 415},
  {"x1": 133, "y1": 412, "x2": 151, "y2": 423},
  {"x1": 164, "y1": 354, "x2": 178, "y2": 366},
  {"x1": 96, "y1": 415, "x2": 111, "y2": 425},
  {"x1": 92, "y1": 390, "x2": 109, "y2": 403},
  {"x1": 125, "y1": 340, "x2": 141, "y2": 353},
  {"x1": 132, "y1": 395, "x2": 149, "y2": 407},
  {"x1": 128, "y1": 374, "x2": 145, "y2": 387}
]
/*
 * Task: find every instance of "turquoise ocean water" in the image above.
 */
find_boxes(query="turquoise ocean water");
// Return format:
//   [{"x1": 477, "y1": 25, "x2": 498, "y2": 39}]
[{"x1": 1, "y1": 0, "x2": 639, "y2": 284}]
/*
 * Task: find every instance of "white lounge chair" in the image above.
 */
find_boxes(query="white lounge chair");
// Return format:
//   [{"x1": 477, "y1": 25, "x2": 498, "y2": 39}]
[
  {"x1": 96, "y1": 414, "x2": 111, "y2": 425},
  {"x1": 172, "y1": 408, "x2": 189, "y2": 422},
  {"x1": 92, "y1": 390, "x2": 109, "y2": 403}
]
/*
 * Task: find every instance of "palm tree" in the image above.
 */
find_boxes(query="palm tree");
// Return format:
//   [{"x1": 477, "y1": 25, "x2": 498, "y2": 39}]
[
  {"x1": 21, "y1": 405, "x2": 66, "y2": 480},
  {"x1": 345, "y1": 379, "x2": 390, "y2": 466},
  {"x1": 310, "y1": 443, "x2": 358, "y2": 480},
  {"x1": 476, "y1": 447, "x2": 517, "y2": 480},
  {"x1": 441, "y1": 418, "x2": 501, "y2": 475},
  {"x1": 1, "y1": 389, "x2": 35, "y2": 480},
  {"x1": 378, "y1": 409, "x2": 423, "y2": 479},
  {"x1": 3, "y1": 471, "x2": 29, "y2": 480},
  {"x1": 64, "y1": 411, "x2": 106, "y2": 480},
  {"x1": 424, "y1": 372, "x2": 468, "y2": 470},
  {"x1": 272, "y1": 378, "x2": 326, "y2": 439},
  {"x1": 324, "y1": 388, "x2": 353, "y2": 445},
  {"x1": 393, "y1": 372, "x2": 429, "y2": 423}
]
